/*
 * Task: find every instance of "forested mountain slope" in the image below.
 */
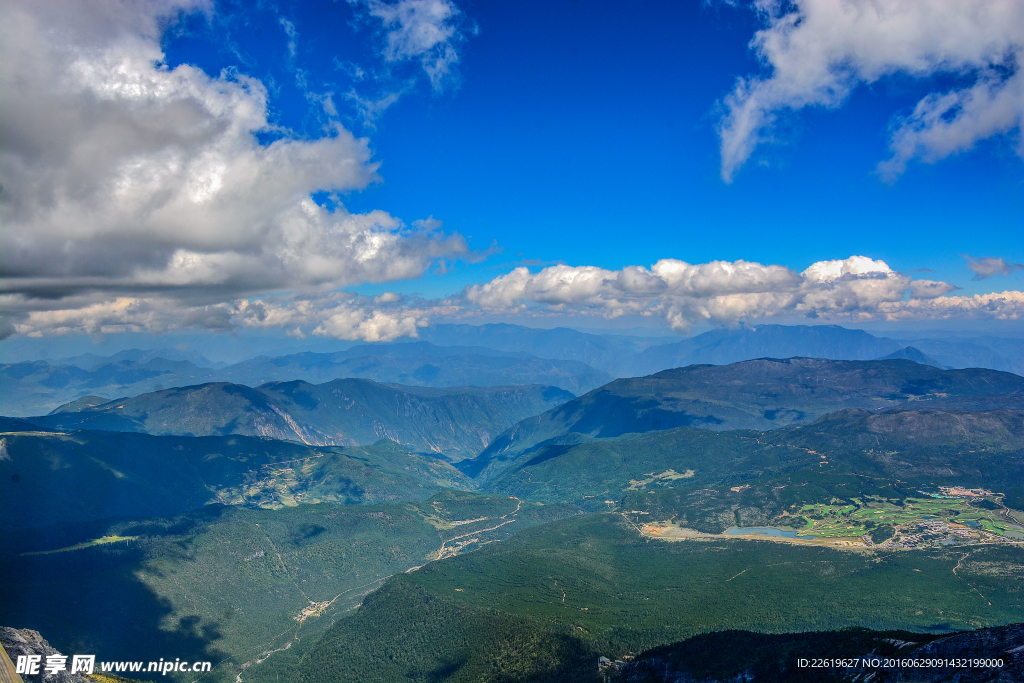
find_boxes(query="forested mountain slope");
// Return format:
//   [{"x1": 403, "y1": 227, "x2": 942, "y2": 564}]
[
  {"x1": 23, "y1": 379, "x2": 575, "y2": 461},
  {"x1": 0, "y1": 429, "x2": 469, "y2": 529},
  {"x1": 466, "y1": 358, "x2": 1024, "y2": 479}
]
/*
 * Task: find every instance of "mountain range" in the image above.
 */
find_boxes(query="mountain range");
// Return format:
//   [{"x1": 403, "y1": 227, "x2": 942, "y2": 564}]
[
  {"x1": 465, "y1": 358, "x2": 1024, "y2": 479},
  {"x1": 3, "y1": 323, "x2": 1022, "y2": 416},
  {"x1": 419, "y1": 323, "x2": 1024, "y2": 375},
  {"x1": 9, "y1": 357, "x2": 1024, "y2": 530},
  {"x1": 0, "y1": 343, "x2": 607, "y2": 416},
  {"x1": 3, "y1": 326, "x2": 1024, "y2": 683},
  {"x1": 24, "y1": 379, "x2": 573, "y2": 461}
]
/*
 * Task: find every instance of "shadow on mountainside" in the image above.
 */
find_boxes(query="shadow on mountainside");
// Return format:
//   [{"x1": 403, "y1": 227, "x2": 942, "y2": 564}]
[{"x1": 0, "y1": 509, "x2": 231, "y2": 682}]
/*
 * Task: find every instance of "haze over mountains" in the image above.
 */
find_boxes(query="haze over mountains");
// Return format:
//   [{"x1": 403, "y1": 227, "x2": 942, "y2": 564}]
[
  {"x1": 8, "y1": 353, "x2": 1024, "y2": 535},
  {"x1": 0, "y1": 342, "x2": 608, "y2": 416},
  {"x1": 9, "y1": 355, "x2": 1022, "y2": 530},
  {"x1": 3, "y1": 323, "x2": 1023, "y2": 416}
]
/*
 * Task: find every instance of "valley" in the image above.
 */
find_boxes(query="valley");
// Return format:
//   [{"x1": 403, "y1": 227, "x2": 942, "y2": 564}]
[
  {"x1": 2, "y1": 346, "x2": 1023, "y2": 682},
  {"x1": 796, "y1": 494, "x2": 1024, "y2": 547},
  {"x1": 245, "y1": 513, "x2": 1024, "y2": 683},
  {"x1": 0, "y1": 492, "x2": 578, "y2": 683}
]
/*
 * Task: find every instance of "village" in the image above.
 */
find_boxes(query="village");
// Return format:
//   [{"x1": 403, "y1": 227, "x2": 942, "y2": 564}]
[{"x1": 638, "y1": 487, "x2": 1024, "y2": 550}]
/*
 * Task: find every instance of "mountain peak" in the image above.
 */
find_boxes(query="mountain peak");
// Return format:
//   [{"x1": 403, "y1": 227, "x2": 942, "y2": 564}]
[{"x1": 875, "y1": 346, "x2": 946, "y2": 368}]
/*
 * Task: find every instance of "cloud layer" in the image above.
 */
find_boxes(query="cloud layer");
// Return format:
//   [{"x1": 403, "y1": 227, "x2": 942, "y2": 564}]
[
  {"x1": 7, "y1": 254, "x2": 1024, "y2": 340},
  {"x1": 719, "y1": 0, "x2": 1024, "y2": 181},
  {"x1": 0, "y1": 0, "x2": 471, "y2": 339},
  {"x1": 7, "y1": 292, "x2": 432, "y2": 342},
  {"x1": 462, "y1": 255, "x2": 1024, "y2": 330}
]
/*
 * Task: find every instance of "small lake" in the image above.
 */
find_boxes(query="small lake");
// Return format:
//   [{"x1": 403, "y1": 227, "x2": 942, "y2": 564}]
[{"x1": 724, "y1": 526, "x2": 814, "y2": 539}]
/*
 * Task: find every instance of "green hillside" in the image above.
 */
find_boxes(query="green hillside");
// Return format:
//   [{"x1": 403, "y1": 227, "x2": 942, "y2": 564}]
[
  {"x1": 0, "y1": 429, "x2": 470, "y2": 529},
  {"x1": 25, "y1": 379, "x2": 574, "y2": 461},
  {"x1": 467, "y1": 358, "x2": 1024, "y2": 479},
  {"x1": 478, "y1": 408, "x2": 1024, "y2": 528},
  {"x1": 252, "y1": 512, "x2": 1024, "y2": 683},
  {"x1": 0, "y1": 492, "x2": 579, "y2": 683}
]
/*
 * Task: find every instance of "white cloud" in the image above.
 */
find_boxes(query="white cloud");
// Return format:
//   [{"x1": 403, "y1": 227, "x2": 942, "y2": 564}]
[
  {"x1": 718, "y1": 0, "x2": 1024, "y2": 182},
  {"x1": 313, "y1": 308, "x2": 421, "y2": 342},
  {"x1": 280, "y1": 17, "x2": 298, "y2": 59},
  {"x1": 879, "y1": 291, "x2": 1024, "y2": 321},
  {"x1": 463, "y1": 255, "x2": 978, "y2": 329},
  {"x1": 909, "y1": 279, "x2": 958, "y2": 299},
  {"x1": 6, "y1": 294, "x2": 224, "y2": 338},
  {"x1": 346, "y1": 84, "x2": 414, "y2": 126},
  {"x1": 237, "y1": 295, "x2": 427, "y2": 342},
  {"x1": 7, "y1": 253, "x2": 1020, "y2": 341},
  {"x1": 0, "y1": 0, "x2": 471, "y2": 336},
  {"x1": 353, "y1": 0, "x2": 471, "y2": 92},
  {"x1": 963, "y1": 255, "x2": 1024, "y2": 280},
  {"x1": 5, "y1": 291, "x2": 431, "y2": 342}
]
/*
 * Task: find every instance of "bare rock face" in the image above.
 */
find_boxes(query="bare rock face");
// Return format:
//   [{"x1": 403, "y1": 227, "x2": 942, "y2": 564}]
[
  {"x1": 609, "y1": 624, "x2": 1024, "y2": 683},
  {"x1": 0, "y1": 627, "x2": 89, "y2": 683},
  {"x1": 895, "y1": 624, "x2": 1024, "y2": 683}
]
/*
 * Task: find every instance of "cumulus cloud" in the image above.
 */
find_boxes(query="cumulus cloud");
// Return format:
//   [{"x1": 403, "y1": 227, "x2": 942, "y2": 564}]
[
  {"x1": 878, "y1": 291, "x2": 1024, "y2": 321},
  {"x1": 963, "y1": 255, "x2": 1024, "y2": 280},
  {"x1": 718, "y1": 0, "x2": 1024, "y2": 182},
  {"x1": 0, "y1": 0, "x2": 471, "y2": 337},
  {"x1": 909, "y1": 279, "x2": 958, "y2": 299},
  {"x1": 6, "y1": 250, "x2": 1021, "y2": 341},
  {"x1": 463, "y1": 255, "x2": 979, "y2": 330}
]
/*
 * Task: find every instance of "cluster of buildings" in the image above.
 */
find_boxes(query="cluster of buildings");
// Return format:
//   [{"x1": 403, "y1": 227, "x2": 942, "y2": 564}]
[{"x1": 881, "y1": 519, "x2": 979, "y2": 549}]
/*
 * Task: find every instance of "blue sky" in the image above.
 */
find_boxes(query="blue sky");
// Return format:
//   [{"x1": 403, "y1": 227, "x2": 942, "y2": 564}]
[
  {"x1": 1, "y1": 0, "x2": 1023, "y2": 354},
  {"x1": 165, "y1": 0, "x2": 1023, "y2": 293}
]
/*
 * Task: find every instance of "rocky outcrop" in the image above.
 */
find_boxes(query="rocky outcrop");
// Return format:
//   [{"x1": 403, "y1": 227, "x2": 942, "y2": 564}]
[
  {"x1": 610, "y1": 624, "x2": 1024, "y2": 683},
  {"x1": 884, "y1": 623, "x2": 1024, "y2": 682},
  {"x1": 0, "y1": 628, "x2": 89, "y2": 683}
]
